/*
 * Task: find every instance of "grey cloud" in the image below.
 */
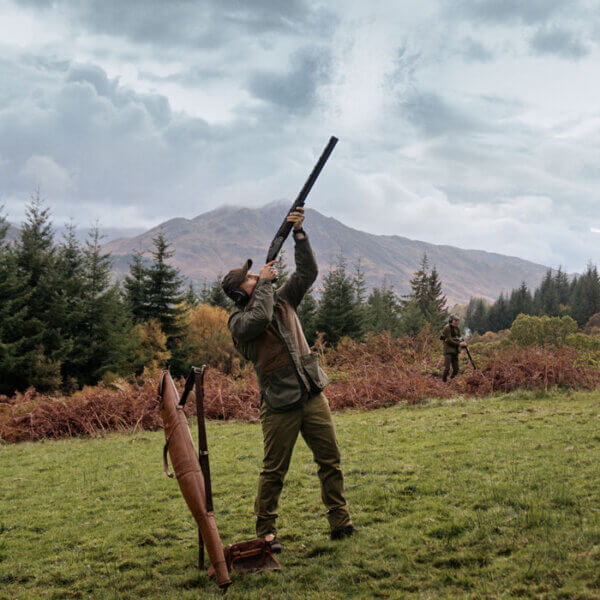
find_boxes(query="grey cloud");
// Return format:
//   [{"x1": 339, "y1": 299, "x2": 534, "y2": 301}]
[
  {"x1": 140, "y1": 66, "x2": 223, "y2": 88},
  {"x1": 391, "y1": 46, "x2": 422, "y2": 88},
  {"x1": 0, "y1": 54, "x2": 304, "y2": 229},
  {"x1": 446, "y1": 0, "x2": 570, "y2": 25},
  {"x1": 461, "y1": 38, "x2": 494, "y2": 62},
  {"x1": 66, "y1": 63, "x2": 172, "y2": 126},
  {"x1": 247, "y1": 46, "x2": 331, "y2": 115},
  {"x1": 530, "y1": 26, "x2": 590, "y2": 59},
  {"x1": 400, "y1": 91, "x2": 484, "y2": 138},
  {"x1": 0, "y1": 60, "x2": 187, "y2": 213},
  {"x1": 17, "y1": 0, "x2": 336, "y2": 48}
]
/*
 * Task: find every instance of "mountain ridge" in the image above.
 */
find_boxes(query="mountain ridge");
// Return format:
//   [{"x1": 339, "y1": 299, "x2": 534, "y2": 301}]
[{"x1": 103, "y1": 202, "x2": 553, "y2": 305}]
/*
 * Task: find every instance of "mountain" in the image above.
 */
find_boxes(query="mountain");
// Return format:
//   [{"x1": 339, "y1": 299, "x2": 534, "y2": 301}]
[{"x1": 103, "y1": 202, "x2": 553, "y2": 305}]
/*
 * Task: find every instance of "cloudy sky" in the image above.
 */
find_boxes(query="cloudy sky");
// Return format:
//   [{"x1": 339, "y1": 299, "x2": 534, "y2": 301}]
[{"x1": 0, "y1": 0, "x2": 599, "y2": 271}]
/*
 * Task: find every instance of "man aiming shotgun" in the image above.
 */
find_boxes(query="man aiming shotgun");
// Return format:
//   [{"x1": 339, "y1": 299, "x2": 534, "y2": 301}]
[{"x1": 221, "y1": 139, "x2": 356, "y2": 552}]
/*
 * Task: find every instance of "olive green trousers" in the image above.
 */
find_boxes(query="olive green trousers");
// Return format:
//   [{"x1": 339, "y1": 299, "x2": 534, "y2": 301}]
[{"x1": 254, "y1": 392, "x2": 352, "y2": 537}]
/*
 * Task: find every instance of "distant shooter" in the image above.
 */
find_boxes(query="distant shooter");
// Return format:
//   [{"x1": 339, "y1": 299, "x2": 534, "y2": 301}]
[
  {"x1": 441, "y1": 314, "x2": 467, "y2": 382},
  {"x1": 221, "y1": 206, "x2": 356, "y2": 552}
]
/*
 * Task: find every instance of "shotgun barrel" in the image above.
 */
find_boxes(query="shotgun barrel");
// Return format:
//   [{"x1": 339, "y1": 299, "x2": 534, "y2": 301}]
[{"x1": 265, "y1": 136, "x2": 338, "y2": 264}]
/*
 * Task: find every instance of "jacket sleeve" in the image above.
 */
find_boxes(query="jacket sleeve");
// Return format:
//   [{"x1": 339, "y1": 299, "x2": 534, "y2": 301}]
[
  {"x1": 442, "y1": 324, "x2": 460, "y2": 348},
  {"x1": 277, "y1": 232, "x2": 318, "y2": 309},
  {"x1": 228, "y1": 280, "x2": 275, "y2": 342}
]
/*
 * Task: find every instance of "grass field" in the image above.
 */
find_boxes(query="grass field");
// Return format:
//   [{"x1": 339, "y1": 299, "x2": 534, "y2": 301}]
[{"x1": 2, "y1": 389, "x2": 600, "y2": 599}]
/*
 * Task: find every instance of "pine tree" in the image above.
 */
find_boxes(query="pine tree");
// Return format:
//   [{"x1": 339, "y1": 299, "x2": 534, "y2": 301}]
[
  {"x1": 535, "y1": 269, "x2": 560, "y2": 316},
  {"x1": 11, "y1": 194, "x2": 64, "y2": 390},
  {"x1": 404, "y1": 254, "x2": 430, "y2": 312},
  {"x1": 297, "y1": 288, "x2": 318, "y2": 346},
  {"x1": 508, "y1": 281, "x2": 533, "y2": 323},
  {"x1": 75, "y1": 226, "x2": 133, "y2": 383},
  {"x1": 144, "y1": 231, "x2": 185, "y2": 338},
  {"x1": 208, "y1": 276, "x2": 233, "y2": 311},
  {"x1": 554, "y1": 267, "x2": 571, "y2": 314},
  {"x1": 314, "y1": 256, "x2": 362, "y2": 346},
  {"x1": 366, "y1": 282, "x2": 401, "y2": 336},
  {"x1": 424, "y1": 266, "x2": 447, "y2": 331},
  {"x1": 401, "y1": 254, "x2": 447, "y2": 333},
  {"x1": 352, "y1": 258, "x2": 367, "y2": 304},
  {"x1": 53, "y1": 223, "x2": 86, "y2": 385},
  {"x1": 352, "y1": 258, "x2": 368, "y2": 335},
  {"x1": 184, "y1": 283, "x2": 199, "y2": 307},
  {"x1": 273, "y1": 248, "x2": 290, "y2": 291},
  {"x1": 487, "y1": 293, "x2": 511, "y2": 331},
  {"x1": 466, "y1": 297, "x2": 488, "y2": 333},
  {"x1": 571, "y1": 263, "x2": 600, "y2": 326},
  {"x1": 124, "y1": 249, "x2": 149, "y2": 322},
  {"x1": 0, "y1": 208, "x2": 23, "y2": 393},
  {"x1": 398, "y1": 300, "x2": 425, "y2": 336}
]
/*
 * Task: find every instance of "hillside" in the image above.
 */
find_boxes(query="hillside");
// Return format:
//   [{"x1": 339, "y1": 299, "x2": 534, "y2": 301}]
[{"x1": 103, "y1": 202, "x2": 552, "y2": 305}]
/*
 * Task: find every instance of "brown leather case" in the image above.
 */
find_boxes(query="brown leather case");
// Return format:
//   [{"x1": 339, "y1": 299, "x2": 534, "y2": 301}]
[
  {"x1": 221, "y1": 538, "x2": 281, "y2": 574},
  {"x1": 159, "y1": 371, "x2": 231, "y2": 588}
]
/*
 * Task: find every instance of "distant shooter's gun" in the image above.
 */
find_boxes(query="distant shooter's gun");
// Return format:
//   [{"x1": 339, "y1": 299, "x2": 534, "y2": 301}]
[
  {"x1": 265, "y1": 136, "x2": 338, "y2": 264},
  {"x1": 459, "y1": 338, "x2": 478, "y2": 370}
]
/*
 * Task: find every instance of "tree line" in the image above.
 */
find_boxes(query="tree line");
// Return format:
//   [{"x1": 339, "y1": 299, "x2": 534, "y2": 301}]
[
  {"x1": 0, "y1": 199, "x2": 450, "y2": 395},
  {"x1": 465, "y1": 265, "x2": 600, "y2": 334}
]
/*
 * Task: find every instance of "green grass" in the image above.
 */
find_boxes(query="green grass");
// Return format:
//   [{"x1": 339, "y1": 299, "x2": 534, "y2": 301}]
[{"x1": 2, "y1": 389, "x2": 600, "y2": 599}]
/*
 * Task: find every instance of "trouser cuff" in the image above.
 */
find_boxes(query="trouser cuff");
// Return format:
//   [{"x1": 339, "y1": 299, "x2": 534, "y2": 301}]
[
  {"x1": 327, "y1": 506, "x2": 352, "y2": 530},
  {"x1": 256, "y1": 518, "x2": 277, "y2": 538}
]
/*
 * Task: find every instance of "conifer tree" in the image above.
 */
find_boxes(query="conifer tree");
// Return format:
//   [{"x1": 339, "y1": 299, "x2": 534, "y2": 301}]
[
  {"x1": 425, "y1": 265, "x2": 447, "y2": 331},
  {"x1": 534, "y1": 269, "x2": 559, "y2": 316},
  {"x1": 185, "y1": 283, "x2": 199, "y2": 307},
  {"x1": 571, "y1": 263, "x2": 600, "y2": 326},
  {"x1": 401, "y1": 254, "x2": 447, "y2": 333},
  {"x1": 11, "y1": 194, "x2": 64, "y2": 390},
  {"x1": 199, "y1": 281, "x2": 212, "y2": 304},
  {"x1": 75, "y1": 226, "x2": 132, "y2": 383},
  {"x1": 124, "y1": 249, "x2": 149, "y2": 322},
  {"x1": 405, "y1": 254, "x2": 430, "y2": 311},
  {"x1": 487, "y1": 293, "x2": 511, "y2": 331},
  {"x1": 207, "y1": 276, "x2": 233, "y2": 311},
  {"x1": 352, "y1": 258, "x2": 367, "y2": 304},
  {"x1": 352, "y1": 258, "x2": 368, "y2": 334},
  {"x1": 314, "y1": 256, "x2": 362, "y2": 345},
  {"x1": 0, "y1": 208, "x2": 23, "y2": 393},
  {"x1": 297, "y1": 288, "x2": 318, "y2": 346},
  {"x1": 554, "y1": 267, "x2": 571, "y2": 314},
  {"x1": 144, "y1": 231, "x2": 185, "y2": 338},
  {"x1": 366, "y1": 282, "x2": 401, "y2": 335},
  {"x1": 52, "y1": 223, "x2": 86, "y2": 385},
  {"x1": 398, "y1": 300, "x2": 425, "y2": 336},
  {"x1": 508, "y1": 282, "x2": 533, "y2": 323},
  {"x1": 467, "y1": 298, "x2": 488, "y2": 334}
]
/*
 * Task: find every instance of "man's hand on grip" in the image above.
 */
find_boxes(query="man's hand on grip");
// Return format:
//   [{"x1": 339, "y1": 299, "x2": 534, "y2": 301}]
[{"x1": 286, "y1": 206, "x2": 305, "y2": 230}]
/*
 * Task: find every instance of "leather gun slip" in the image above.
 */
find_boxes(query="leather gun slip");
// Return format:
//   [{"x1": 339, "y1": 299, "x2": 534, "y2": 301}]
[{"x1": 158, "y1": 371, "x2": 231, "y2": 589}]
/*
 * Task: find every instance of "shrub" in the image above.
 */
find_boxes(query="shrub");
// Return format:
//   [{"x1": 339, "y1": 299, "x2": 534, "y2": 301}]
[
  {"x1": 131, "y1": 319, "x2": 171, "y2": 375},
  {"x1": 2, "y1": 332, "x2": 600, "y2": 443},
  {"x1": 583, "y1": 312, "x2": 600, "y2": 334},
  {"x1": 174, "y1": 304, "x2": 241, "y2": 375},
  {"x1": 509, "y1": 314, "x2": 577, "y2": 347}
]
